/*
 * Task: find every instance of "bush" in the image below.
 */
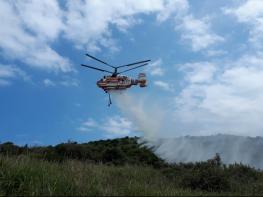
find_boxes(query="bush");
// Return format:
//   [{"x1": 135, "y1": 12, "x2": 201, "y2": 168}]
[
  {"x1": 102, "y1": 147, "x2": 126, "y2": 165},
  {"x1": 0, "y1": 142, "x2": 22, "y2": 155},
  {"x1": 180, "y1": 164, "x2": 230, "y2": 192},
  {"x1": 163, "y1": 155, "x2": 230, "y2": 192}
]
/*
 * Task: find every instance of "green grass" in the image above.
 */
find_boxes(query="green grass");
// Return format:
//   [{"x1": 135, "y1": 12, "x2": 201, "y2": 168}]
[
  {"x1": 0, "y1": 155, "x2": 223, "y2": 196},
  {"x1": 1, "y1": 137, "x2": 263, "y2": 196}
]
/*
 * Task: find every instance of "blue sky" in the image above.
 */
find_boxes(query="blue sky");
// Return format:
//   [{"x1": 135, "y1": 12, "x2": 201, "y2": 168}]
[{"x1": 1, "y1": 0, "x2": 263, "y2": 145}]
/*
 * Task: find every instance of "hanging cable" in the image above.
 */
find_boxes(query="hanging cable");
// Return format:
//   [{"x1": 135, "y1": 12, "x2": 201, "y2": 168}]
[{"x1": 108, "y1": 93, "x2": 112, "y2": 107}]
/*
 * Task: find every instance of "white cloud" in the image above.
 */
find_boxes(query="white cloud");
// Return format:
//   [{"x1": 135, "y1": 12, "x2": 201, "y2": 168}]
[
  {"x1": 0, "y1": 1, "x2": 72, "y2": 72},
  {"x1": 0, "y1": 64, "x2": 29, "y2": 86},
  {"x1": 179, "y1": 62, "x2": 217, "y2": 83},
  {"x1": 0, "y1": 0, "x2": 223, "y2": 75},
  {"x1": 157, "y1": 0, "x2": 189, "y2": 22},
  {"x1": 153, "y1": 0, "x2": 224, "y2": 51},
  {"x1": 102, "y1": 116, "x2": 134, "y2": 136},
  {"x1": 224, "y1": 0, "x2": 263, "y2": 48},
  {"x1": 177, "y1": 15, "x2": 224, "y2": 51},
  {"x1": 173, "y1": 52, "x2": 263, "y2": 136},
  {"x1": 60, "y1": 78, "x2": 79, "y2": 87},
  {"x1": 14, "y1": 1, "x2": 65, "y2": 41},
  {"x1": 43, "y1": 77, "x2": 79, "y2": 87},
  {"x1": 83, "y1": 118, "x2": 98, "y2": 127},
  {"x1": 154, "y1": 80, "x2": 173, "y2": 92},
  {"x1": 78, "y1": 116, "x2": 136, "y2": 137},
  {"x1": 147, "y1": 59, "x2": 165, "y2": 76},
  {"x1": 0, "y1": 66, "x2": 18, "y2": 78},
  {"x1": 64, "y1": 0, "x2": 165, "y2": 51},
  {"x1": 206, "y1": 49, "x2": 227, "y2": 57},
  {"x1": 78, "y1": 118, "x2": 98, "y2": 132},
  {"x1": 224, "y1": 0, "x2": 263, "y2": 24},
  {"x1": 43, "y1": 79, "x2": 56, "y2": 87},
  {"x1": 64, "y1": 0, "x2": 218, "y2": 53}
]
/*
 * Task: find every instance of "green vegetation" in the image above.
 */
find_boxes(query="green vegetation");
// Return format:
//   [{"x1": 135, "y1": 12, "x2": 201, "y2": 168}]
[
  {"x1": 0, "y1": 156, "x2": 200, "y2": 196},
  {"x1": 0, "y1": 137, "x2": 263, "y2": 196},
  {"x1": 0, "y1": 137, "x2": 164, "y2": 167}
]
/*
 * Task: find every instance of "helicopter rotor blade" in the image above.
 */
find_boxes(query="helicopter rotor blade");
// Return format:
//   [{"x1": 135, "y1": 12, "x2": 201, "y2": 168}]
[
  {"x1": 116, "y1": 60, "x2": 150, "y2": 68},
  {"x1": 118, "y1": 63, "x2": 148, "y2": 74},
  {"x1": 85, "y1": 53, "x2": 115, "y2": 68},
  {"x1": 81, "y1": 64, "x2": 113, "y2": 74}
]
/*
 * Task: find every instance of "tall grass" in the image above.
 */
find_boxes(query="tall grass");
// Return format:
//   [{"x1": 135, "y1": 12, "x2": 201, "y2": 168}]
[
  {"x1": 0, "y1": 155, "x2": 219, "y2": 196},
  {"x1": 2, "y1": 137, "x2": 263, "y2": 197}
]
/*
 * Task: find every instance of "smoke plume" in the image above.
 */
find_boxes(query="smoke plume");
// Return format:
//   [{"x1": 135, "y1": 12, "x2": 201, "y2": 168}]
[{"x1": 113, "y1": 92, "x2": 263, "y2": 169}]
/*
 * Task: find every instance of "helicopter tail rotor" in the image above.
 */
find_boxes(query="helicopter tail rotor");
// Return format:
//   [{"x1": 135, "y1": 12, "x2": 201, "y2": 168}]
[{"x1": 138, "y1": 73, "x2": 147, "y2": 87}]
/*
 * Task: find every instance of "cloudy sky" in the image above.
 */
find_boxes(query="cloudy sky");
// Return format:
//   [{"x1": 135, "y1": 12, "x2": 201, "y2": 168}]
[{"x1": 1, "y1": 0, "x2": 263, "y2": 145}]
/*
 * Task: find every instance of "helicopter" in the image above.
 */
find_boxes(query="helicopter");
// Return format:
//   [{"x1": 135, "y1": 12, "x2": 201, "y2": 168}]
[{"x1": 81, "y1": 53, "x2": 150, "y2": 106}]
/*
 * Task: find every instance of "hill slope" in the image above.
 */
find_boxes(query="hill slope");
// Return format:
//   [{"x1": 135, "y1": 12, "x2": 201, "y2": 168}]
[
  {"x1": 0, "y1": 137, "x2": 164, "y2": 167},
  {"x1": 1, "y1": 136, "x2": 263, "y2": 196}
]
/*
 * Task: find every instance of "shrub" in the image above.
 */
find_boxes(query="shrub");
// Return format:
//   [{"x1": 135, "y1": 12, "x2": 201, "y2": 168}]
[{"x1": 102, "y1": 148, "x2": 126, "y2": 165}]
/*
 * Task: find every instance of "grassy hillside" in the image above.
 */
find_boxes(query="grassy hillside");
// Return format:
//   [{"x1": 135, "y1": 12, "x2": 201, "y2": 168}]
[
  {"x1": 0, "y1": 156, "x2": 203, "y2": 196},
  {"x1": 0, "y1": 137, "x2": 163, "y2": 167},
  {"x1": 1, "y1": 137, "x2": 263, "y2": 196}
]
